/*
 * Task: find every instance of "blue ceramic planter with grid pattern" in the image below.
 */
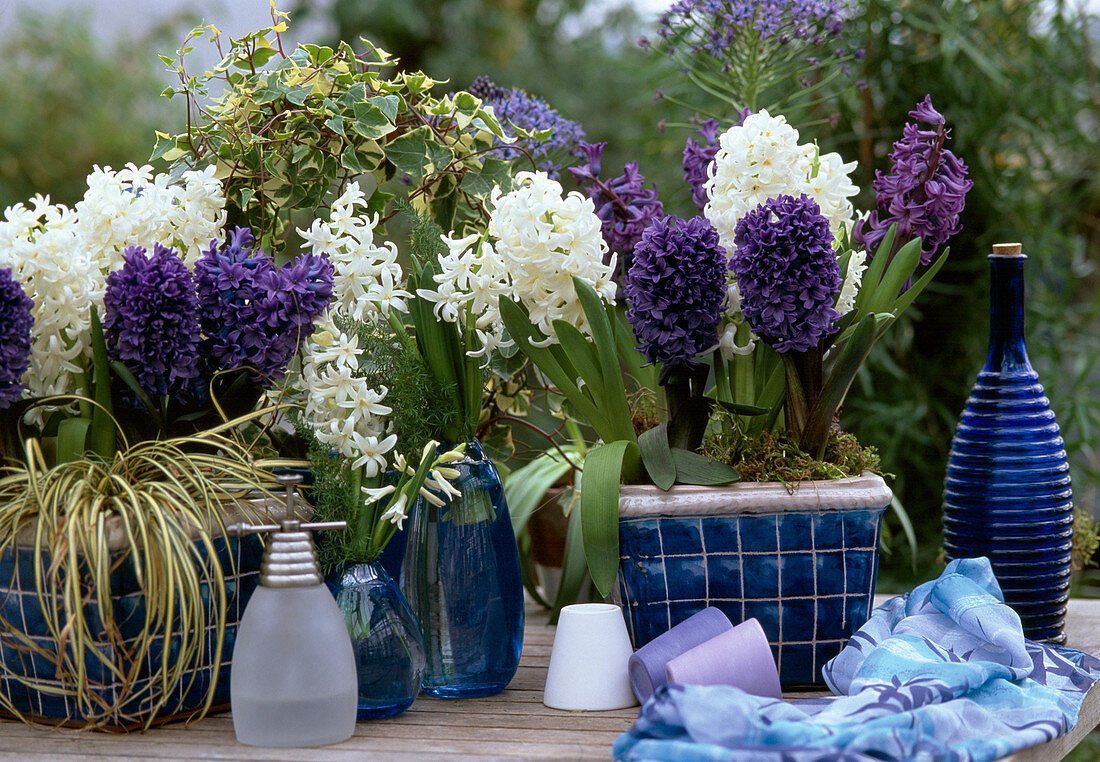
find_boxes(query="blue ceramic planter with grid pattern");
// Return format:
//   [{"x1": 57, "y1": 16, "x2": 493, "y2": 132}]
[
  {"x1": 0, "y1": 501, "x2": 282, "y2": 729},
  {"x1": 616, "y1": 474, "x2": 891, "y2": 687}
]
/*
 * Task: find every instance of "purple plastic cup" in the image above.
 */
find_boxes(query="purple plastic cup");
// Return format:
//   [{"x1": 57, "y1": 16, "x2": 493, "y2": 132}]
[
  {"x1": 627, "y1": 607, "x2": 733, "y2": 702},
  {"x1": 664, "y1": 617, "x2": 782, "y2": 699}
]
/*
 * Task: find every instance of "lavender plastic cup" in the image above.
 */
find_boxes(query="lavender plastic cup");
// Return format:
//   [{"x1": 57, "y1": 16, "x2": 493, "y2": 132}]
[
  {"x1": 627, "y1": 607, "x2": 733, "y2": 702},
  {"x1": 664, "y1": 617, "x2": 781, "y2": 699}
]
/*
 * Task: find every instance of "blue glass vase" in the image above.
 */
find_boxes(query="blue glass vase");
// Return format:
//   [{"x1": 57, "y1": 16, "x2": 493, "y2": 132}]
[
  {"x1": 331, "y1": 561, "x2": 426, "y2": 720},
  {"x1": 400, "y1": 440, "x2": 524, "y2": 698},
  {"x1": 942, "y1": 243, "x2": 1073, "y2": 643}
]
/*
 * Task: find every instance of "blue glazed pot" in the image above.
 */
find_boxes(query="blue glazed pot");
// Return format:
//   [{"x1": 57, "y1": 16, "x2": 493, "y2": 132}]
[
  {"x1": 0, "y1": 530, "x2": 265, "y2": 727},
  {"x1": 943, "y1": 246, "x2": 1073, "y2": 644},
  {"x1": 616, "y1": 474, "x2": 891, "y2": 688},
  {"x1": 400, "y1": 440, "x2": 524, "y2": 698}
]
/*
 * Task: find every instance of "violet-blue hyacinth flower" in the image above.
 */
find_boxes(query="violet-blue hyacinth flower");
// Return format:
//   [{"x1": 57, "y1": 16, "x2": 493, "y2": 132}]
[
  {"x1": 103, "y1": 244, "x2": 202, "y2": 398},
  {"x1": 732, "y1": 194, "x2": 840, "y2": 353},
  {"x1": 853, "y1": 95, "x2": 972, "y2": 264},
  {"x1": 624, "y1": 215, "x2": 728, "y2": 367},
  {"x1": 570, "y1": 142, "x2": 665, "y2": 284},
  {"x1": 0, "y1": 267, "x2": 34, "y2": 408},
  {"x1": 682, "y1": 110, "x2": 750, "y2": 210},
  {"x1": 653, "y1": 0, "x2": 845, "y2": 67},
  {"x1": 470, "y1": 78, "x2": 586, "y2": 178},
  {"x1": 194, "y1": 227, "x2": 334, "y2": 384}
]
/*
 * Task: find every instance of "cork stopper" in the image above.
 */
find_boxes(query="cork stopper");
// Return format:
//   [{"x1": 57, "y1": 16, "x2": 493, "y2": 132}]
[{"x1": 991, "y1": 242, "x2": 1024, "y2": 258}]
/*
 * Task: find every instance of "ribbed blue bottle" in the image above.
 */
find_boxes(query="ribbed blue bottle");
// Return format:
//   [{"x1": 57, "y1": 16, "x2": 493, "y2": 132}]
[{"x1": 943, "y1": 243, "x2": 1073, "y2": 643}]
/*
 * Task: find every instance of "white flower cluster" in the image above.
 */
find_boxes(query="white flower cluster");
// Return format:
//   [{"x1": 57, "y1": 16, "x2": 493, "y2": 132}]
[
  {"x1": 0, "y1": 164, "x2": 226, "y2": 410},
  {"x1": 298, "y1": 183, "x2": 410, "y2": 323},
  {"x1": 418, "y1": 171, "x2": 616, "y2": 357},
  {"x1": 301, "y1": 313, "x2": 397, "y2": 476},
  {"x1": 703, "y1": 110, "x2": 858, "y2": 248},
  {"x1": 835, "y1": 248, "x2": 868, "y2": 316}
]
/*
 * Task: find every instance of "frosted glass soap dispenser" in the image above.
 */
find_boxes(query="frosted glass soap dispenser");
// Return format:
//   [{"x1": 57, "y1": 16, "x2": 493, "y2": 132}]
[{"x1": 229, "y1": 477, "x2": 357, "y2": 747}]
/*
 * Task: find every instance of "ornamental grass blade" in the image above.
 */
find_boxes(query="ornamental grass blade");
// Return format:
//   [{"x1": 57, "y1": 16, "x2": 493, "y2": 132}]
[
  {"x1": 638, "y1": 423, "x2": 676, "y2": 491},
  {"x1": 670, "y1": 448, "x2": 740, "y2": 485},
  {"x1": 580, "y1": 440, "x2": 639, "y2": 597}
]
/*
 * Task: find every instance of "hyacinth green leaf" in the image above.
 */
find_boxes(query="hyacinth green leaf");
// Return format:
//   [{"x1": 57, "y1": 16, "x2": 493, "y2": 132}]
[
  {"x1": 505, "y1": 453, "x2": 574, "y2": 536},
  {"x1": 56, "y1": 418, "x2": 92, "y2": 465},
  {"x1": 87, "y1": 306, "x2": 116, "y2": 460},
  {"x1": 865, "y1": 237, "x2": 924, "y2": 316},
  {"x1": 581, "y1": 440, "x2": 639, "y2": 597},
  {"x1": 551, "y1": 505, "x2": 589, "y2": 623},
  {"x1": 574, "y1": 277, "x2": 636, "y2": 446},
  {"x1": 638, "y1": 423, "x2": 676, "y2": 491},
  {"x1": 670, "y1": 448, "x2": 740, "y2": 485},
  {"x1": 407, "y1": 269, "x2": 459, "y2": 408},
  {"x1": 892, "y1": 246, "x2": 951, "y2": 317},
  {"x1": 853, "y1": 223, "x2": 897, "y2": 316},
  {"x1": 552, "y1": 319, "x2": 605, "y2": 394},
  {"x1": 499, "y1": 296, "x2": 607, "y2": 437},
  {"x1": 110, "y1": 360, "x2": 165, "y2": 430},
  {"x1": 517, "y1": 532, "x2": 552, "y2": 609},
  {"x1": 802, "y1": 312, "x2": 878, "y2": 450}
]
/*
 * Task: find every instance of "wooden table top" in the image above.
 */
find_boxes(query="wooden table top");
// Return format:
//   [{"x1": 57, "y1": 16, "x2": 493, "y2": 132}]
[{"x1": 1, "y1": 597, "x2": 1098, "y2": 761}]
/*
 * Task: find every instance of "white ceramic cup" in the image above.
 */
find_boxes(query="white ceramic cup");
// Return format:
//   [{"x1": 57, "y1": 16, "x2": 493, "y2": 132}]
[{"x1": 543, "y1": 603, "x2": 639, "y2": 711}]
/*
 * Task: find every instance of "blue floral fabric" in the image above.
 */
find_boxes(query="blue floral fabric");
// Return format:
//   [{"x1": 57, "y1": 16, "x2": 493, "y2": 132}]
[{"x1": 614, "y1": 557, "x2": 1100, "y2": 762}]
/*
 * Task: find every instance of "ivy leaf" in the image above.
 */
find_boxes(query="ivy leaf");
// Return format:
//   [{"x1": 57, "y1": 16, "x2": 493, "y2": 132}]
[
  {"x1": 352, "y1": 101, "x2": 396, "y2": 140},
  {"x1": 368, "y1": 94, "x2": 401, "y2": 122},
  {"x1": 385, "y1": 126, "x2": 431, "y2": 176},
  {"x1": 460, "y1": 157, "x2": 513, "y2": 199}
]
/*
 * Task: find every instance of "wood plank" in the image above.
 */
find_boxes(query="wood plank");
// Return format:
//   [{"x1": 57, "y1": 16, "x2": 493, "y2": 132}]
[{"x1": 2, "y1": 598, "x2": 1099, "y2": 761}]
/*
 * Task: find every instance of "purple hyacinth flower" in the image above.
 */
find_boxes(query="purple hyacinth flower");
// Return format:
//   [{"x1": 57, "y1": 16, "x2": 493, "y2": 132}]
[
  {"x1": 0, "y1": 267, "x2": 34, "y2": 408},
  {"x1": 194, "y1": 227, "x2": 334, "y2": 384},
  {"x1": 569, "y1": 142, "x2": 665, "y2": 286},
  {"x1": 624, "y1": 215, "x2": 728, "y2": 367},
  {"x1": 731, "y1": 194, "x2": 841, "y2": 353},
  {"x1": 853, "y1": 95, "x2": 972, "y2": 264},
  {"x1": 103, "y1": 244, "x2": 202, "y2": 398}
]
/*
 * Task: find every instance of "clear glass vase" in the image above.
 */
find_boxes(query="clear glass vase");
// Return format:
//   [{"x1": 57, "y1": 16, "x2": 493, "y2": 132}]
[
  {"x1": 942, "y1": 244, "x2": 1073, "y2": 643},
  {"x1": 400, "y1": 440, "x2": 525, "y2": 698},
  {"x1": 331, "y1": 561, "x2": 426, "y2": 720}
]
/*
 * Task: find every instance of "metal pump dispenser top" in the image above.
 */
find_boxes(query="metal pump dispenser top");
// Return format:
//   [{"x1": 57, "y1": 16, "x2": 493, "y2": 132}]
[{"x1": 227, "y1": 474, "x2": 346, "y2": 588}]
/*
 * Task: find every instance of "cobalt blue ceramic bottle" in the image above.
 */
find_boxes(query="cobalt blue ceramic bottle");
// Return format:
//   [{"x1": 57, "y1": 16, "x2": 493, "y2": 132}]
[{"x1": 943, "y1": 243, "x2": 1073, "y2": 643}]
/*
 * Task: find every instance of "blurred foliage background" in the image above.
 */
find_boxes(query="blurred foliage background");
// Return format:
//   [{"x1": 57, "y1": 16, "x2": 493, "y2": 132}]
[{"x1": 2, "y1": 0, "x2": 1098, "y2": 594}]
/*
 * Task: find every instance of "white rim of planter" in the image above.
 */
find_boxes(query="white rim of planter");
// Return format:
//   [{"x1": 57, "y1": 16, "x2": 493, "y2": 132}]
[{"x1": 618, "y1": 473, "x2": 892, "y2": 518}]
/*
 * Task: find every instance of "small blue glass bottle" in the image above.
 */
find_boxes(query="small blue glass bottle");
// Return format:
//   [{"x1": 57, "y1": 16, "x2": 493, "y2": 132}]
[
  {"x1": 943, "y1": 243, "x2": 1073, "y2": 643},
  {"x1": 400, "y1": 440, "x2": 524, "y2": 697}
]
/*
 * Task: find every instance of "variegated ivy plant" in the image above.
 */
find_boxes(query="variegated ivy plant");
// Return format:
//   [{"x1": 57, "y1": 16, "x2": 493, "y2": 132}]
[{"x1": 152, "y1": 8, "x2": 514, "y2": 257}]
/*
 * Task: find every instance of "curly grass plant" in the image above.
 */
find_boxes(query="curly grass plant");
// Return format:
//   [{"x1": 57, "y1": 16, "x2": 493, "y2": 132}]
[{"x1": 0, "y1": 417, "x2": 280, "y2": 729}]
